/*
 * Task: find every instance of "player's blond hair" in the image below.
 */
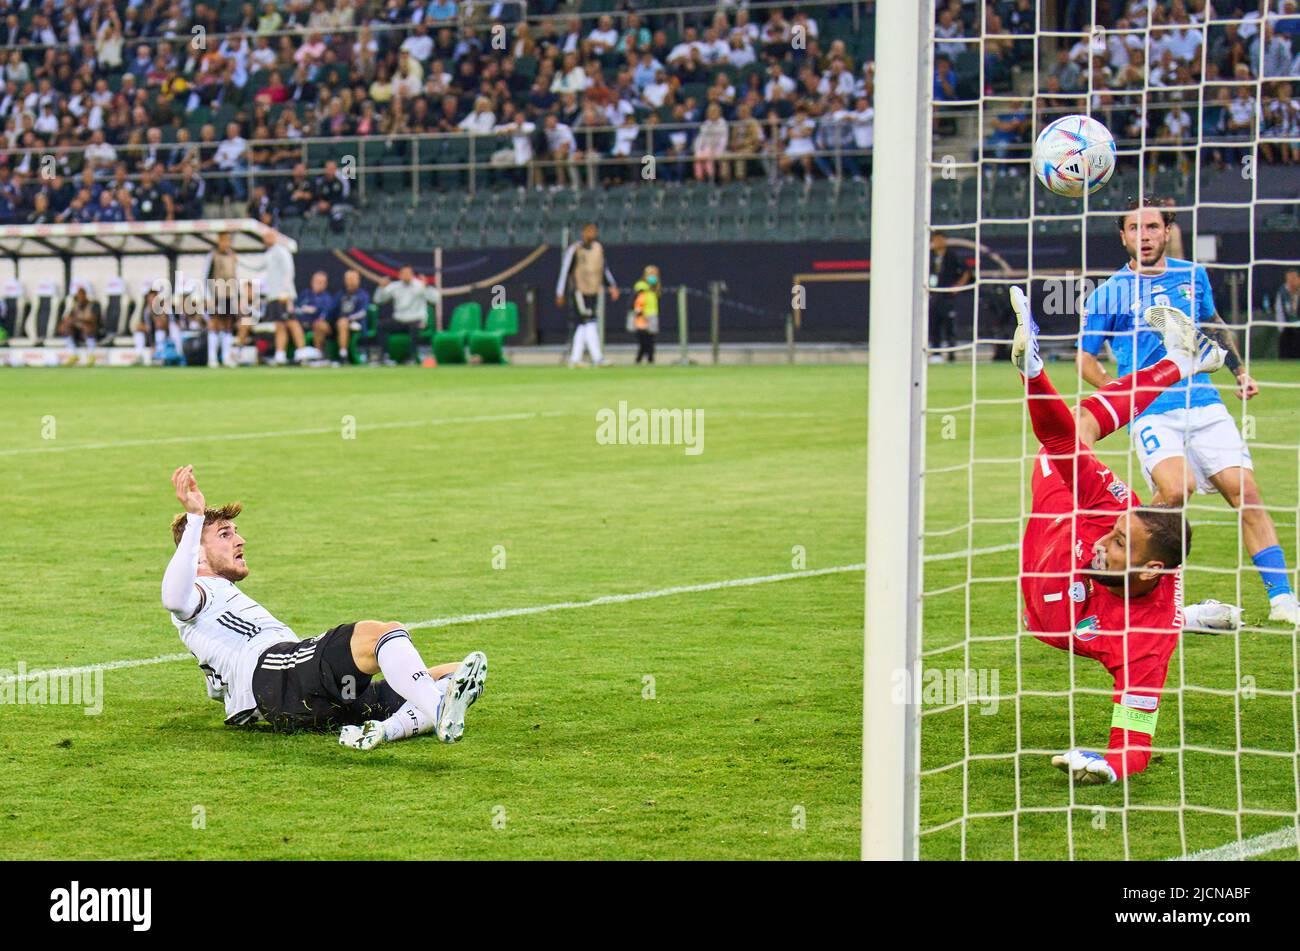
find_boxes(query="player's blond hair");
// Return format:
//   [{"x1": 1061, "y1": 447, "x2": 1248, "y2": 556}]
[{"x1": 171, "y1": 503, "x2": 243, "y2": 547}]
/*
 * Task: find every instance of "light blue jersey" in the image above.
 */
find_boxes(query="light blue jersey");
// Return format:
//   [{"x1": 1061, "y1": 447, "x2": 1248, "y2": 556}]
[{"x1": 1079, "y1": 257, "x2": 1222, "y2": 421}]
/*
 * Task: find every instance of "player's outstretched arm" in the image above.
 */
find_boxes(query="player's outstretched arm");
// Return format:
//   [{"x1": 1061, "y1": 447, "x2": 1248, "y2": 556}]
[{"x1": 161, "y1": 466, "x2": 205, "y2": 618}]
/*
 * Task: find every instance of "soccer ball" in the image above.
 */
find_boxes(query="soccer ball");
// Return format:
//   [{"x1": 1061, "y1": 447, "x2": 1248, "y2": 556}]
[{"x1": 1032, "y1": 114, "x2": 1116, "y2": 198}]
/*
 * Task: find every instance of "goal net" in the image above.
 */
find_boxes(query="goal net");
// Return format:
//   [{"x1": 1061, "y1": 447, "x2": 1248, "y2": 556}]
[{"x1": 868, "y1": 0, "x2": 1300, "y2": 860}]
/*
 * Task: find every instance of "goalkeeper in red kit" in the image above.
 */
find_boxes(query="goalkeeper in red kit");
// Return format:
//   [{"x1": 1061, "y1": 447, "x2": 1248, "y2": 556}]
[{"x1": 1010, "y1": 288, "x2": 1238, "y2": 784}]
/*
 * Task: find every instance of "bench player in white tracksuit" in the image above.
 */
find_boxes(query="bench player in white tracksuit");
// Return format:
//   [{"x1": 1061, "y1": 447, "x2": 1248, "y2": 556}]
[
  {"x1": 1078, "y1": 197, "x2": 1298, "y2": 625},
  {"x1": 161, "y1": 465, "x2": 487, "y2": 750}
]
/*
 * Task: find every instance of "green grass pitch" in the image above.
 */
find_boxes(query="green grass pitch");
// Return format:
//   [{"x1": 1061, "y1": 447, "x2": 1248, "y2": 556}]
[
  {"x1": 5, "y1": 359, "x2": 1295, "y2": 861},
  {"x1": 921, "y1": 360, "x2": 1300, "y2": 861},
  {"x1": 0, "y1": 364, "x2": 864, "y2": 860}
]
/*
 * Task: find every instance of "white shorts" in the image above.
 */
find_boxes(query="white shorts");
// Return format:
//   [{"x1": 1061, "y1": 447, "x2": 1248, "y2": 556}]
[{"x1": 1130, "y1": 403, "x2": 1253, "y2": 495}]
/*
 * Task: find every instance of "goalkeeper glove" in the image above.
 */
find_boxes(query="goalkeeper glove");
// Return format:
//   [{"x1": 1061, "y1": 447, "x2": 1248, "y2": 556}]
[{"x1": 1051, "y1": 748, "x2": 1117, "y2": 785}]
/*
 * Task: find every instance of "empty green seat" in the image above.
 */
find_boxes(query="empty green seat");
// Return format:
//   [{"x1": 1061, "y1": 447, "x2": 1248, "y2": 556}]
[
  {"x1": 433, "y1": 302, "x2": 482, "y2": 363},
  {"x1": 469, "y1": 302, "x2": 519, "y2": 363}
]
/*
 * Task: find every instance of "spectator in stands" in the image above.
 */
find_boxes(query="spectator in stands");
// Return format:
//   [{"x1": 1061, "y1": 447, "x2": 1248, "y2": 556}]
[
  {"x1": 26, "y1": 191, "x2": 53, "y2": 225},
  {"x1": 814, "y1": 97, "x2": 863, "y2": 181},
  {"x1": 1262, "y1": 82, "x2": 1299, "y2": 165},
  {"x1": 935, "y1": 7, "x2": 966, "y2": 62},
  {"x1": 986, "y1": 104, "x2": 1030, "y2": 164},
  {"x1": 133, "y1": 164, "x2": 174, "y2": 221},
  {"x1": 214, "y1": 122, "x2": 249, "y2": 202},
  {"x1": 1047, "y1": 47, "x2": 1082, "y2": 92},
  {"x1": 760, "y1": 10, "x2": 793, "y2": 58},
  {"x1": 84, "y1": 128, "x2": 117, "y2": 175},
  {"x1": 174, "y1": 164, "x2": 207, "y2": 220},
  {"x1": 94, "y1": 187, "x2": 128, "y2": 223},
  {"x1": 693, "y1": 103, "x2": 728, "y2": 182},
  {"x1": 934, "y1": 56, "x2": 957, "y2": 104},
  {"x1": 764, "y1": 62, "x2": 796, "y2": 102},
  {"x1": 778, "y1": 105, "x2": 817, "y2": 182},
  {"x1": 1255, "y1": 22, "x2": 1294, "y2": 78},
  {"x1": 373, "y1": 265, "x2": 439, "y2": 366},
  {"x1": 543, "y1": 111, "x2": 582, "y2": 189},
  {"x1": 458, "y1": 94, "x2": 497, "y2": 133},
  {"x1": 719, "y1": 101, "x2": 763, "y2": 182},
  {"x1": 278, "y1": 163, "x2": 316, "y2": 218},
  {"x1": 424, "y1": 2, "x2": 459, "y2": 25},
  {"x1": 493, "y1": 101, "x2": 538, "y2": 188},
  {"x1": 313, "y1": 158, "x2": 351, "y2": 231}
]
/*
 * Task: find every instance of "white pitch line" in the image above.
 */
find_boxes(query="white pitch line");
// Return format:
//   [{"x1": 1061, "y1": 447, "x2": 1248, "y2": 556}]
[
  {"x1": 0, "y1": 652, "x2": 192, "y2": 685},
  {"x1": 0, "y1": 563, "x2": 866, "y2": 686},
  {"x1": 0, "y1": 411, "x2": 566, "y2": 457},
  {"x1": 405, "y1": 563, "x2": 865, "y2": 630},
  {"x1": 1170, "y1": 825, "x2": 1299, "y2": 861}
]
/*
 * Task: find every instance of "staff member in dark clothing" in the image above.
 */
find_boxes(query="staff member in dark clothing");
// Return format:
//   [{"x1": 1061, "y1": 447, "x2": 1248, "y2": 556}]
[
  {"x1": 133, "y1": 165, "x2": 175, "y2": 221},
  {"x1": 929, "y1": 232, "x2": 973, "y2": 364},
  {"x1": 313, "y1": 159, "x2": 351, "y2": 232}
]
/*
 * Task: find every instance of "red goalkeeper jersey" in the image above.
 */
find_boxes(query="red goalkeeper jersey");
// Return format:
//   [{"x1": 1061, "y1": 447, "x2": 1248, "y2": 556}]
[{"x1": 1021, "y1": 446, "x2": 1183, "y2": 686}]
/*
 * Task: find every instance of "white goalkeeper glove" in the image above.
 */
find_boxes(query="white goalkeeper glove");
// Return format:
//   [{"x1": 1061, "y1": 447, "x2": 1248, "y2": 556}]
[
  {"x1": 1051, "y1": 749, "x2": 1118, "y2": 785},
  {"x1": 1183, "y1": 598, "x2": 1243, "y2": 634}
]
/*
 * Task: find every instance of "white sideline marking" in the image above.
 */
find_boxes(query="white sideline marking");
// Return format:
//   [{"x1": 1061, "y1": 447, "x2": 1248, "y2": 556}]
[
  {"x1": 0, "y1": 411, "x2": 565, "y2": 457},
  {"x1": 1170, "y1": 825, "x2": 1298, "y2": 861},
  {"x1": 0, "y1": 652, "x2": 192, "y2": 685},
  {"x1": 406, "y1": 563, "x2": 864, "y2": 630},
  {"x1": 0, "y1": 564, "x2": 866, "y2": 686}
]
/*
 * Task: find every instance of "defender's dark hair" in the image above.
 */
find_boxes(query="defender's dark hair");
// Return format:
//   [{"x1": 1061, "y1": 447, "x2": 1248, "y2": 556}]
[
  {"x1": 1132, "y1": 504, "x2": 1192, "y2": 569},
  {"x1": 1118, "y1": 195, "x2": 1176, "y2": 233}
]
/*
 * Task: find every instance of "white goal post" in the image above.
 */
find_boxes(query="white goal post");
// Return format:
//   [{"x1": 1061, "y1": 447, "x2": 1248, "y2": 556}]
[{"x1": 863, "y1": 0, "x2": 930, "y2": 860}]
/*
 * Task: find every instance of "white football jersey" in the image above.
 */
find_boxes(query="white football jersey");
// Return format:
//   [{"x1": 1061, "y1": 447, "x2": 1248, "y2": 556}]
[{"x1": 170, "y1": 575, "x2": 299, "y2": 723}]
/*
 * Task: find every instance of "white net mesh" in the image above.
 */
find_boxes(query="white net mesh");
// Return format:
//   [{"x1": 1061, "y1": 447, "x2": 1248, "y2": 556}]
[{"x1": 917, "y1": 0, "x2": 1300, "y2": 860}]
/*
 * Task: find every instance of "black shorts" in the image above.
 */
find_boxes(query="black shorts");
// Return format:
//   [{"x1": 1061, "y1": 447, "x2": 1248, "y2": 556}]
[
  {"x1": 251, "y1": 622, "x2": 405, "y2": 733},
  {"x1": 265, "y1": 299, "x2": 293, "y2": 323},
  {"x1": 571, "y1": 291, "x2": 598, "y2": 322}
]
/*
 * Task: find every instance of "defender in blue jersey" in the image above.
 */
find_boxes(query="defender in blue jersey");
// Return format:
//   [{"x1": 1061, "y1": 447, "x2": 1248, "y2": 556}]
[{"x1": 1077, "y1": 197, "x2": 1298, "y2": 625}]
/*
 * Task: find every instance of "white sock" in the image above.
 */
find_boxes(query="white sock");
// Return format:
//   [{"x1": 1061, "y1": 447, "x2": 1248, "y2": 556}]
[
  {"x1": 1023, "y1": 348, "x2": 1042, "y2": 379},
  {"x1": 168, "y1": 324, "x2": 182, "y2": 349},
  {"x1": 374, "y1": 629, "x2": 442, "y2": 723},
  {"x1": 132, "y1": 330, "x2": 147, "y2": 354},
  {"x1": 207, "y1": 331, "x2": 219, "y2": 364},
  {"x1": 65, "y1": 336, "x2": 77, "y2": 353},
  {"x1": 87, "y1": 336, "x2": 97, "y2": 351},
  {"x1": 1165, "y1": 350, "x2": 1194, "y2": 380},
  {"x1": 380, "y1": 684, "x2": 445, "y2": 742},
  {"x1": 220, "y1": 331, "x2": 233, "y2": 362}
]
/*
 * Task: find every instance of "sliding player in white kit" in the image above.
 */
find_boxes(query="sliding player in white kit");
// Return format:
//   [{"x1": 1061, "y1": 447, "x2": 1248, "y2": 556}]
[{"x1": 161, "y1": 465, "x2": 486, "y2": 750}]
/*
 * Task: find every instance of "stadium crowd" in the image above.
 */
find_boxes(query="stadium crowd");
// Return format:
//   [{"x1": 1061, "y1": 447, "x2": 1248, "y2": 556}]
[
  {"x1": 931, "y1": 0, "x2": 1300, "y2": 169},
  {"x1": 0, "y1": 0, "x2": 880, "y2": 231}
]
